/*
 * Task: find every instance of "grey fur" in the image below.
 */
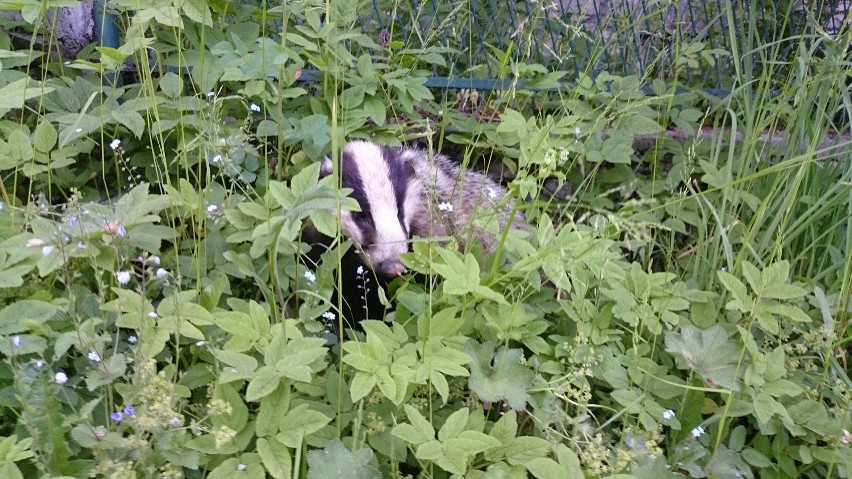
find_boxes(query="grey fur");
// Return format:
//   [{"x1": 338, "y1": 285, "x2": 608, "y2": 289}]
[{"x1": 317, "y1": 140, "x2": 526, "y2": 277}]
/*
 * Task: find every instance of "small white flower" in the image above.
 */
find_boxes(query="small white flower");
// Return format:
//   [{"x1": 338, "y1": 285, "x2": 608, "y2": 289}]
[
  {"x1": 574, "y1": 126, "x2": 582, "y2": 137},
  {"x1": 249, "y1": 103, "x2": 261, "y2": 112},
  {"x1": 322, "y1": 311, "x2": 335, "y2": 321},
  {"x1": 116, "y1": 271, "x2": 131, "y2": 285},
  {"x1": 486, "y1": 187, "x2": 497, "y2": 200},
  {"x1": 437, "y1": 201, "x2": 453, "y2": 213},
  {"x1": 77, "y1": 242, "x2": 86, "y2": 249},
  {"x1": 303, "y1": 270, "x2": 316, "y2": 283},
  {"x1": 116, "y1": 225, "x2": 126, "y2": 237},
  {"x1": 26, "y1": 238, "x2": 45, "y2": 247},
  {"x1": 691, "y1": 426, "x2": 705, "y2": 438},
  {"x1": 207, "y1": 91, "x2": 215, "y2": 98},
  {"x1": 196, "y1": 341, "x2": 206, "y2": 346},
  {"x1": 12, "y1": 335, "x2": 22, "y2": 347},
  {"x1": 207, "y1": 204, "x2": 218, "y2": 213},
  {"x1": 356, "y1": 265, "x2": 365, "y2": 276},
  {"x1": 169, "y1": 416, "x2": 181, "y2": 427},
  {"x1": 87, "y1": 350, "x2": 101, "y2": 362},
  {"x1": 74, "y1": 128, "x2": 83, "y2": 133},
  {"x1": 156, "y1": 268, "x2": 168, "y2": 279},
  {"x1": 35, "y1": 359, "x2": 45, "y2": 368},
  {"x1": 127, "y1": 335, "x2": 138, "y2": 344},
  {"x1": 237, "y1": 464, "x2": 247, "y2": 471},
  {"x1": 54, "y1": 371, "x2": 68, "y2": 385},
  {"x1": 842, "y1": 429, "x2": 851, "y2": 445},
  {"x1": 720, "y1": 266, "x2": 727, "y2": 272},
  {"x1": 662, "y1": 409, "x2": 675, "y2": 421},
  {"x1": 42, "y1": 246, "x2": 54, "y2": 257},
  {"x1": 211, "y1": 154, "x2": 223, "y2": 164},
  {"x1": 147, "y1": 311, "x2": 158, "y2": 318},
  {"x1": 110, "y1": 139, "x2": 121, "y2": 150},
  {"x1": 150, "y1": 256, "x2": 161, "y2": 266}
]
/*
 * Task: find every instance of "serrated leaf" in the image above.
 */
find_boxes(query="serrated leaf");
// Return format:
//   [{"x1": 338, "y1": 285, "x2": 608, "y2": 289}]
[
  {"x1": 438, "y1": 408, "x2": 469, "y2": 442},
  {"x1": 664, "y1": 325, "x2": 741, "y2": 391},
  {"x1": 306, "y1": 439, "x2": 380, "y2": 479},
  {"x1": 465, "y1": 341, "x2": 532, "y2": 410},
  {"x1": 718, "y1": 271, "x2": 750, "y2": 306},
  {"x1": 245, "y1": 366, "x2": 281, "y2": 402},
  {"x1": 276, "y1": 404, "x2": 331, "y2": 448},
  {"x1": 0, "y1": 300, "x2": 58, "y2": 334},
  {"x1": 257, "y1": 437, "x2": 292, "y2": 479},
  {"x1": 33, "y1": 120, "x2": 57, "y2": 153}
]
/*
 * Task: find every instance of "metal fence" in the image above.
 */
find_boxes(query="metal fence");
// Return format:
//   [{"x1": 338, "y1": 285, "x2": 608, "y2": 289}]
[{"x1": 353, "y1": 0, "x2": 851, "y2": 91}]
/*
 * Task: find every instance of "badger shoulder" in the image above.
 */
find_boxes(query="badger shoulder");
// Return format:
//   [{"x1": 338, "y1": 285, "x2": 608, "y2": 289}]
[{"x1": 392, "y1": 145, "x2": 527, "y2": 252}]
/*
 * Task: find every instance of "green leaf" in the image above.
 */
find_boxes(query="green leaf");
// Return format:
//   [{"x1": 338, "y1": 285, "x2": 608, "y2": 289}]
[
  {"x1": 257, "y1": 437, "x2": 292, "y2": 479},
  {"x1": 273, "y1": 336, "x2": 328, "y2": 383},
  {"x1": 438, "y1": 408, "x2": 469, "y2": 442},
  {"x1": 717, "y1": 271, "x2": 750, "y2": 307},
  {"x1": 307, "y1": 439, "x2": 381, "y2": 479},
  {"x1": 276, "y1": 404, "x2": 331, "y2": 448},
  {"x1": 465, "y1": 341, "x2": 532, "y2": 410},
  {"x1": 0, "y1": 78, "x2": 54, "y2": 114},
  {"x1": 392, "y1": 405, "x2": 435, "y2": 445},
  {"x1": 246, "y1": 366, "x2": 281, "y2": 402},
  {"x1": 33, "y1": 120, "x2": 57, "y2": 154},
  {"x1": 159, "y1": 72, "x2": 183, "y2": 98},
  {"x1": 349, "y1": 372, "x2": 377, "y2": 403},
  {"x1": 665, "y1": 325, "x2": 741, "y2": 391},
  {"x1": 0, "y1": 300, "x2": 58, "y2": 334}
]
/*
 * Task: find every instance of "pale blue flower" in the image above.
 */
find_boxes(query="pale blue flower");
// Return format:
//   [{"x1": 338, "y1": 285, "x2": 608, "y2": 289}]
[{"x1": 116, "y1": 271, "x2": 131, "y2": 285}]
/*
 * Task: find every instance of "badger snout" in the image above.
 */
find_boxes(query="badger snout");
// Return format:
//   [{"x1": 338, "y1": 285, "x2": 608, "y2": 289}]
[{"x1": 376, "y1": 259, "x2": 406, "y2": 277}]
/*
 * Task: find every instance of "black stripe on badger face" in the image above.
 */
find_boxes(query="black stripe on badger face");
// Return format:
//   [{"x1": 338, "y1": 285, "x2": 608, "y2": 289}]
[{"x1": 330, "y1": 142, "x2": 419, "y2": 277}]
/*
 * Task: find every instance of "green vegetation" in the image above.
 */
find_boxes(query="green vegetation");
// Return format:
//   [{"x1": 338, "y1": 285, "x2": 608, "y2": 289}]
[{"x1": 0, "y1": 0, "x2": 849, "y2": 478}]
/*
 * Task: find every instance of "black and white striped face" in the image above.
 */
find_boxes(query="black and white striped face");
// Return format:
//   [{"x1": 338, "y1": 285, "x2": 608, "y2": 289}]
[{"x1": 321, "y1": 141, "x2": 423, "y2": 277}]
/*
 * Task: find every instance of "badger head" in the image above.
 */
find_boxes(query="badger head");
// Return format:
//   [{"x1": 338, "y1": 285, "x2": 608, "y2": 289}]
[{"x1": 320, "y1": 141, "x2": 424, "y2": 277}]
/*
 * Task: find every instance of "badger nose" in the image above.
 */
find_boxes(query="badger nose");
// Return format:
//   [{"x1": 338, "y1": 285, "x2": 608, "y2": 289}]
[{"x1": 377, "y1": 260, "x2": 406, "y2": 277}]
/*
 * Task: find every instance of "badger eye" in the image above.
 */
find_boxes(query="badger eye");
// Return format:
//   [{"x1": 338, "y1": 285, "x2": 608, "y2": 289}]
[{"x1": 354, "y1": 210, "x2": 371, "y2": 222}]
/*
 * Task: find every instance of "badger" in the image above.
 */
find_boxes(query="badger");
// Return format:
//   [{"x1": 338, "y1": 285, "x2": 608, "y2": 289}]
[{"x1": 305, "y1": 140, "x2": 526, "y2": 323}]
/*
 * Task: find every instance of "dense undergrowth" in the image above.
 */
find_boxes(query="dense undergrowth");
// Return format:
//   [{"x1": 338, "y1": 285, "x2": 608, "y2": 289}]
[{"x1": 0, "y1": 0, "x2": 850, "y2": 478}]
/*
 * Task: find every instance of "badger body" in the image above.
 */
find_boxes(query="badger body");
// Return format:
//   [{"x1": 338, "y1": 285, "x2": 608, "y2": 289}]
[{"x1": 307, "y1": 140, "x2": 525, "y2": 322}]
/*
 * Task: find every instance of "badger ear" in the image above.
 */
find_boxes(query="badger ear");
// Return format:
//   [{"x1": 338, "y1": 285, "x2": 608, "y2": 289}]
[{"x1": 320, "y1": 155, "x2": 333, "y2": 177}]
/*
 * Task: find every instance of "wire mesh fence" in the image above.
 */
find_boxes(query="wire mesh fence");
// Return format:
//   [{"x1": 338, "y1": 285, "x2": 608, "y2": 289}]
[{"x1": 350, "y1": 0, "x2": 851, "y2": 91}]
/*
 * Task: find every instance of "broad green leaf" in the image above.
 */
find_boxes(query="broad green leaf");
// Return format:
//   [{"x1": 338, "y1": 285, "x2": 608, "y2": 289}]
[
  {"x1": 437, "y1": 408, "x2": 469, "y2": 442},
  {"x1": 349, "y1": 372, "x2": 377, "y2": 403},
  {"x1": 32, "y1": 120, "x2": 57, "y2": 154},
  {"x1": 246, "y1": 366, "x2": 281, "y2": 402},
  {"x1": 0, "y1": 300, "x2": 58, "y2": 334},
  {"x1": 0, "y1": 78, "x2": 53, "y2": 113},
  {"x1": 257, "y1": 437, "x2": 292, "y2": 479},
  {"x1": 276, "y1": 404, "x2": 331, "y2": 448},
  {"x1": 306, "y1": 439, "x2": 380, "y2": 479},
  {"x1": 664, "y1": 325, "x2": 741, "y2": 391},
  {"x1": 465, "y1": 341, "x2": 532, "y2": 410},
  {"x1": 273, "y1": 336, "x2": 327, "y2": 383}
]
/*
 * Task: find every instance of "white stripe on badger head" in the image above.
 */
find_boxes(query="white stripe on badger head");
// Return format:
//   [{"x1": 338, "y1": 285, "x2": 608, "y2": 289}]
[{"x1": 345, "y1": 142, "x2": 410, "y2": 276}]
